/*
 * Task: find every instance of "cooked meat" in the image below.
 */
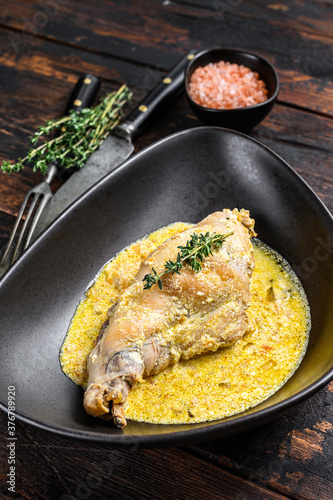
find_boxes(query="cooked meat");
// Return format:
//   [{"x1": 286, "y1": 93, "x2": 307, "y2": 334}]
[{"x1": 84, "y1": 209, "x2": 256, "y2": 427}]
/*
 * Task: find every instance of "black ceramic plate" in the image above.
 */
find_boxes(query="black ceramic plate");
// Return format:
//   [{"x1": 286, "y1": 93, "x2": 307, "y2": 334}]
[{"x1": 1, "y1": 127, "x2": 333, "y2": 447}]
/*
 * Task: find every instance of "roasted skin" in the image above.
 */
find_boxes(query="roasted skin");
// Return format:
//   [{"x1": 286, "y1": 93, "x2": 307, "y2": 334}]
[{"x1": 84, "y1": 209, "x2": 256, "y2": 427}]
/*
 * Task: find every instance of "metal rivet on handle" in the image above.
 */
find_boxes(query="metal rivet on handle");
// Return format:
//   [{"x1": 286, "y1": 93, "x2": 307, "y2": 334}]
[
  {"x1": 187, "y1": 54, "x2": 195, "y2": 60},
  {"x1": 163, "y1": 77, "x2": 172, "y2": 84},
  {"x1": 139, "y1": 105, "x2": 148, "y2": 112},
  {"x1": 74, "y1": 99, "x2": 82, "y2": 106},
  {"x1": 83, "y1": 77, "x2": 92, "y2": 84}
]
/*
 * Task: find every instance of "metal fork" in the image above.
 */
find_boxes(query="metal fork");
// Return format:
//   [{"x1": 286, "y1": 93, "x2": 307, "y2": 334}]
[
  {"x1": 0, "y1": 73, "x2": 101, "y2": 276},
  {"x1": 0, "y1": 163, "x2": 58, "y2": 269}
]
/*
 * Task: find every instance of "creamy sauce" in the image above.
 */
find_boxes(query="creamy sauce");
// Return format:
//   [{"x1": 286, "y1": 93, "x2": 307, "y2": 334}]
[{"x1": 60, "y1": 222, "x2": 310, "y2": 424}]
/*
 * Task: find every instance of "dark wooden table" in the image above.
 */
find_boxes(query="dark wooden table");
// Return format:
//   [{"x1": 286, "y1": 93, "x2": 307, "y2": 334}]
[{"x1": 1, "y1": 1, "x2": 333, "y2": 499}]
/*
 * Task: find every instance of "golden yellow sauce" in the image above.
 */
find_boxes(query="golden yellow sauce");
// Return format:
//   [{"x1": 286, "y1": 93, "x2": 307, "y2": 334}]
[{"x1": 60, "y1": 222, "x2": 310, "y2": 424}]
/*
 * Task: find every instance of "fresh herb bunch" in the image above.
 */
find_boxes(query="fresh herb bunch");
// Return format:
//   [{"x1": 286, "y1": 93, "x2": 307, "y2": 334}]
[
  {"x1": 143, "y1": 231, "x2": 233, "y2": 290},
  {"x1": 1, "y1": 84, "x2": 132, "y2": 175}
]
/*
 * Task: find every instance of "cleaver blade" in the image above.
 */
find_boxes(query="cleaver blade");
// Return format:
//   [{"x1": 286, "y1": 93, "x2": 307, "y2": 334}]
[
  {"x1": 32, "y1": 49, "x2": 198, "y2": 240},
  {"x1": 32, "y1": 134, "x2": 134, "y2": 237}
]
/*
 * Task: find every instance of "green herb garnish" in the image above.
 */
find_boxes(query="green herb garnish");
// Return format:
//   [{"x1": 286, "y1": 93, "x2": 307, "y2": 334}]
[
  {"x1": 143, "y1": 231, "x2": 233, "y2": 290},
  {"x1": 1, "y1": 84, "x2": 132, "y2": 175}
]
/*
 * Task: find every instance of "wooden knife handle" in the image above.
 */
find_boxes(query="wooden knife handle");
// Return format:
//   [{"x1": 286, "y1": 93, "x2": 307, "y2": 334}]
[
  {"x1": 64, "y1": 74, "x2": 101, "y2": 114},
  {"x1": 116, "y1": 50, "x2": 198, "y2": 141},
  {"x1": 55, "y1": 74, "x2": 101, "y2": 181}
]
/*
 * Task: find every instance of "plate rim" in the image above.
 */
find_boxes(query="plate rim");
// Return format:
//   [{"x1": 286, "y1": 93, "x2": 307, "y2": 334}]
[{"x1": 1, "y1": 126, "x2": 333, "y2": 446}]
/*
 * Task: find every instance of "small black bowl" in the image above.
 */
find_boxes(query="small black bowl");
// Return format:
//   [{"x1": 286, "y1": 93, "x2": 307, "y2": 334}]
[{"x1": 185, "y1": 47, "x2": 279, "y2": 132}]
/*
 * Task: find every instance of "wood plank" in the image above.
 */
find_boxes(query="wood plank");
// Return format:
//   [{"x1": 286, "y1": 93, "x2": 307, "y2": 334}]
[
  {"x1": 174, "y1": 0, "x2": 333, "y2": 38},
  {"x1": 189, "y1": 382, "x2": 333, "y2": 500},
  {"x1": 1, "y1": 0, "x2": 333, "y2": 116},
  {"x1": 253, "y1": 104, "x2": 333, "y2": 214},
  {"x1": 0, "y1": 212, "x2": 13, "y2": 249},
  {"x1": 0, "y1": 414, "x2": 76, "y2": 499},
  {"x1": 0, "y1": 411, "x2": 290, "y2": 500}
]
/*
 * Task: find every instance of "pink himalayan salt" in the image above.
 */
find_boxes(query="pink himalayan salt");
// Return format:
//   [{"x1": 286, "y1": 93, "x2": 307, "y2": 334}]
[{"x1": 189, "y1": 60, "x2": 268, "y2": 110}]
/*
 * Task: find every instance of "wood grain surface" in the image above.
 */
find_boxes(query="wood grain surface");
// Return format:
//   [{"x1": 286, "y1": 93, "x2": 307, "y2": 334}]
[{"x1": 0, "y1": 1, "x2": 332, "y2": 499}]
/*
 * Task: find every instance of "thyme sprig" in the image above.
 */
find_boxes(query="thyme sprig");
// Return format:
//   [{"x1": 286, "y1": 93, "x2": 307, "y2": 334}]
[
  {"x1": 1, "y1": 84, "x2": 132, "y2": 175},
  {"x1": 143, "y1": 231, "x2": 233, "y2": 290}
]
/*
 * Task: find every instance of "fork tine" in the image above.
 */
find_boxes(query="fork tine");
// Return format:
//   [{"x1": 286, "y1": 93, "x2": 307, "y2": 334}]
[
  {"x1": 23, "y1": 190, "x2": 53, "y2": 251},
  {"x1": 0, "y1": 188, "x2": 34, "y2": 266},
  {"x1": 11, "y1": 192, "x2": 41, "y2": 264}
]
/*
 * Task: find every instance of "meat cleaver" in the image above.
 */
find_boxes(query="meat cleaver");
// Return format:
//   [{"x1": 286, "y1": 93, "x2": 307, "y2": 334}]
[{"x1": 32, "y1": 50, "x2": 198, "y2": 239}]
